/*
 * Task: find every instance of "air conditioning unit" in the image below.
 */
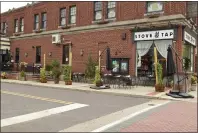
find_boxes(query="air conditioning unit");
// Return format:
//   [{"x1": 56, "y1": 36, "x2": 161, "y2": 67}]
[{"x1": 52, "y1": 34, "x2": 61, "y2": 44}]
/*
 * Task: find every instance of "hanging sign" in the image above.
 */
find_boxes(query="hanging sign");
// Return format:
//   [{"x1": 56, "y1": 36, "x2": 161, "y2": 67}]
[
  {"x1": 134, "y1": 29, "x2": 174, "y2": 41},
  {"x1": 184, "y1": 31, "x2": 196, "y2": 46}
]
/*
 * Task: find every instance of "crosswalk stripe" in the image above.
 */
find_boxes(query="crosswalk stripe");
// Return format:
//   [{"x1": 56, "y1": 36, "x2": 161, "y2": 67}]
[{"x1": 1, "y1": 103, "x2": 89, "y2": 127}]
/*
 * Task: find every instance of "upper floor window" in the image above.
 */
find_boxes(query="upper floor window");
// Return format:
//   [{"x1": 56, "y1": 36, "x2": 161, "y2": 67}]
[
  {"x1": 60, "y1": 8, "x2": 66, "y2": 26},
  {"x1": 1, "y1": 22, "x2": 7, "y2": 34},
  {"x1": 94, "y1": 2, "x2": 102, "y2": 20},
  {"x1": 14, "y1": 19, "x2": 18, "y2": 33},
  {"x1": 19, "y1": 18, "x2": 24, "y2": 32},
  {"x1": 69, "y1": 6, "x2": 76, "y2": 24},
  {"x1": 107, "y1": 1, "x2": 116, "y2": 19},
  {"x1": 147, "y1": 2, "x2": 163, "y2": 13},
  {"x1": 41, "y1": 12, "x2": 47, "y2": 29},
  {"x1": 34, "y1": 14, "x2": 39, "y2": 30}
]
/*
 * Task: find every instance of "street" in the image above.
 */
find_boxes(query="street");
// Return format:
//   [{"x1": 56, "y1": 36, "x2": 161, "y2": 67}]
[{"x1": 1, "y1": 82, "x2": 197, "y2": 132}]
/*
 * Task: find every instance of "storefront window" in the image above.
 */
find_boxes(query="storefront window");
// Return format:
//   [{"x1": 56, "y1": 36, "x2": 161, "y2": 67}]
[
  {"x1": 112, "y1": 58, "x2": 129, "y2": 75},
  {"x1": 182, "y1": 43, "x2": 194, "y2": 72},
  {"x1": 112, "y1": 59, "x2": 120, "y2": 73}
]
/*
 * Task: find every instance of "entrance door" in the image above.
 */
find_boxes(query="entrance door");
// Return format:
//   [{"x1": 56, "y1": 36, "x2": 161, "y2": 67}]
[{"x1": 62, "y1": 45, "x2": 69, "y2": 65}]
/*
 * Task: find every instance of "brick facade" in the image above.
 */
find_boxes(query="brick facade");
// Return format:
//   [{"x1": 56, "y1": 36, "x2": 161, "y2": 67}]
[
  {"x1": 1, "y1": 1, "x2": 197, "y2": 75},
  {"x1": 1, "y1": 2, "x2": 187, "y2": 36}
]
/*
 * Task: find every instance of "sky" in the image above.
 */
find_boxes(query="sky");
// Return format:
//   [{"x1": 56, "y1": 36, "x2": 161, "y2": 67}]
[{"x1": 1, "y1": 2, "x2": 32, "y2": 13}]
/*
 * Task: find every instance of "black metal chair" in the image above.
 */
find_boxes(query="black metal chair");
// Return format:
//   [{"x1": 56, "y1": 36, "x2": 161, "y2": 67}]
[
  {"x1": 72, "y1": 72, "x2": 79, "y2": 82},
  {"x1": 78, "y1": 73, "x2": 86, "y2": 83}
]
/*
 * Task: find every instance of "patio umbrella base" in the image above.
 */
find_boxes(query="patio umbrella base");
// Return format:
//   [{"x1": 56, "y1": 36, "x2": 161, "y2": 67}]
[
  {"x1": 90, "y1": 85, "x2": 110, "y2": 90},
  {"x1": 169, "y1": 90, "x2": 180, "y2": 95},
  {"x1": 166, "y1": 91, "x2": 194, "y2": 98},
  {"x1": 178, "y1": 92, "x2": 194, "y2": 98},
  {"x1": 166, "y1": 92, "x2": 183, "y2": 98}
]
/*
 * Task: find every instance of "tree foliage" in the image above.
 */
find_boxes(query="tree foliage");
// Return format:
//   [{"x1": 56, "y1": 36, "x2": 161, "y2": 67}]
[{"x1": 84, "y1": 54, "x2": 97, "y2": 79}]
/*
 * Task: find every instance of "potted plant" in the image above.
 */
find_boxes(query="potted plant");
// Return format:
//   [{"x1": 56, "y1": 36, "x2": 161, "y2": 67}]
[
  {"x1": 19, "y1": 62, "x2": 28, "y2": 71},
  {"x1": 40, "y1": 68, "x2": 47, "y2": 83},
  {"x1": 63, "y1": 65, "x2": 72, "y2": 85},
  {"x1": 45, "y1": 64, "x2": 52, "y2": 76},
  {"x1": 51, "y1": 60, "x2": 61, "y2": 84},
  {"x1": 84, "y1": 54, "x2": 97, "y2": 83},
  {"x1": 1, "y1": 72, "x2": 8, "y2": 79},
  {"x1": 155, "y1": 62, "x2": 165, "y2": 92},
  {"x1": 191, "y1": 75, "x2": 197, "y2": 91},
  {"x1": 94, "y1": 66, "x2": 103, "y2": 87},
  {"x1": 19, "y1": 70, "x2": 26, "y2": 81},
  {"x1": 18, "y1": 62, "x2": 28, "y2": 81}
]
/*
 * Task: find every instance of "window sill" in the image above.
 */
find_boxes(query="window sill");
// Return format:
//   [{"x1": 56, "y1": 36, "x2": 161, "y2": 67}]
[
  {"x1": 0, "y1": 31, "x2": 6, "y2": 35},
  {"x1": 67, "y1": 23, "x2": 76, "y2": 27},
  {"x1": 40, "y1": 28, "x2": 46, "y2": 31},
  {"x1": 58, "y1": 25, "x2": 71, "y2": 29},
  {"x1": 144, "y1": 11, "x2": 164, "y2": 18},
  {"x1": 13, "y1": 32, "x2": 22, "y2": 36},
  {"x1": 92, "y1": 20, "x2": 110, "y2": 25},
  {"x1": 33, "y1": 29, "x2": 43, "y2": 33},
  {"x1": 104, "y1": 18, "x2": 116, "y2": 22}
]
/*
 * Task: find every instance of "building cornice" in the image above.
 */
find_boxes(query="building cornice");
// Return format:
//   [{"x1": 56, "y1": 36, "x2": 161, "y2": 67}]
[
  {"x1": 1, "y1": 2, "x2": 42, "y2": 15},
  {"x1": 10, "y1": 14, "x2": 191, "y2": 40}
]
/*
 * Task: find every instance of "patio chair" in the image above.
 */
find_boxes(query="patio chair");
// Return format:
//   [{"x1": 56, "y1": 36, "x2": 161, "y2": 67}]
[
  {"x1": 78, "y1": 73, "x2": 86, "y2": 83},
  {"x1": 72, "y1": 72, "x2": 78, "y2": 82}
]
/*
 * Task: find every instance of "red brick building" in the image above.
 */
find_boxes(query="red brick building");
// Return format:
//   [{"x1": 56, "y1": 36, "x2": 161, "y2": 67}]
[{"x1": 0, "y1": 1, "x2": 197, "y2": 76}]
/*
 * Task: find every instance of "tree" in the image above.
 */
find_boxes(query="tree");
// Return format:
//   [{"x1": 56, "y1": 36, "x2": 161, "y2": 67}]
[{"x1": 84, "y1": 53, "x2": 97, "y2": 79}]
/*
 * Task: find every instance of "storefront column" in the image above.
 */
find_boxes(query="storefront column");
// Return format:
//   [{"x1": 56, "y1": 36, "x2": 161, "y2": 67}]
[{"x1": 175, "y1": 25, "x2": 183, "y2": 72}]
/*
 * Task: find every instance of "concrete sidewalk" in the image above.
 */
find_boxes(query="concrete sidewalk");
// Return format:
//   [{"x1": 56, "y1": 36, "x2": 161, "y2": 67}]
[{"x1": 1, "y1": 79, "x2": 197, "y2": 102}]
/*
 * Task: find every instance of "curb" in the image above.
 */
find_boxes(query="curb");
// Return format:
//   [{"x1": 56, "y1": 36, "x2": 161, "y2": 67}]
[{"x1": 1, "y1": 80, "x2": 178, "y2": 101}]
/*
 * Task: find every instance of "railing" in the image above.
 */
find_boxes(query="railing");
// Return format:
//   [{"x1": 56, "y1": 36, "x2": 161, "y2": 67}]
[{"x1": 32, "y1": 63, "x2": 42, "y2": 75}]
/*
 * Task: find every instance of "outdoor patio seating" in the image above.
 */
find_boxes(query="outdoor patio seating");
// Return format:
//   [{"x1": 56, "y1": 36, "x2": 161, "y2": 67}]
[
  {"x1": 72, "y1": 73, "x2": 86, "y2": 83},
  {"x1": 72, "y1": 73, "x2": 79, "y2": 82}
]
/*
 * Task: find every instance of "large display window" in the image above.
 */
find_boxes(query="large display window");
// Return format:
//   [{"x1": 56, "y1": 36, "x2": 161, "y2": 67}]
[{"x1": 112, "y1": 58, "x2": 129, "y2": 75}]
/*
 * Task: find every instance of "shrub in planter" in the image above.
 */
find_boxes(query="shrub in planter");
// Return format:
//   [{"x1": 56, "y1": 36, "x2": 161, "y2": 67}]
[
  {"x1": 1, "y1": 72, "x2": 8, "y2": 79},
  {"x1": 45, "y1": 64, "x2": 52, "y2": 75},
  {"x1": 155, "y1": 62, "x2": 165, "y2": 92},
  {"x1": 40, "y1": 68, "x2": 47, "y2": 83},
  {"x1": 191, "y1": 76, "x2": 197, "y2": 91},
  {"x1": 94, "y1": 66, "x2": 103, "y2": 87},
  {"x1": 96, "y1": 80, "x2": 103, "y2": 87},
  {"x1": 19, "y1": 70, "x2": 26, "y2": 81},
  {"x1": 51, "y1": 60, "x2": 61, "y2": 84},
  {"x1": 85, "y1": 54, "x2": 97, "y2": 82},
  {"x1": 63, "y1": 65, "x2": 72, "y2": 85},
  {"x1": 19, "y1": 62, "x2": 28, "y2": 71}
]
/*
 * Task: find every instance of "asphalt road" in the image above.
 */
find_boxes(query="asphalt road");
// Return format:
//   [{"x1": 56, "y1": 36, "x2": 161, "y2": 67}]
[{"x1": 1, "y1": 82, "x2": 150, "y2": 132}]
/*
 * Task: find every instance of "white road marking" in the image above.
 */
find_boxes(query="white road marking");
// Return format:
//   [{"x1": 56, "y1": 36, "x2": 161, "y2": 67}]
[
  {"x1": 1, "y1": 103, "x2": 88, "y2": 128},
  {"x1": 91, "y1": 101, "x2": 170, "y2": 132}
]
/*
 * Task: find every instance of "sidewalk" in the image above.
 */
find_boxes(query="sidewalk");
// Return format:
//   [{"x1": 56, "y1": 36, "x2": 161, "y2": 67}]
[{"x1": 1, "y1": 79, "x2": 197, "y2": 101}]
